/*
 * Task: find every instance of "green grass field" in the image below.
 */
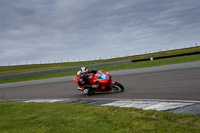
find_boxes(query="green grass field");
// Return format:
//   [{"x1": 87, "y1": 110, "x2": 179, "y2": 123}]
[{"x1": 0, "y1": 102, "x2": 200, "y2": 133}]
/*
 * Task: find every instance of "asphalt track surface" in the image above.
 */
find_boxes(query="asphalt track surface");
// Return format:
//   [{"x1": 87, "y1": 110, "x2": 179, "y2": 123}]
[{"x1": 0, "y1": 61, "x2": 200, "y2": 101}]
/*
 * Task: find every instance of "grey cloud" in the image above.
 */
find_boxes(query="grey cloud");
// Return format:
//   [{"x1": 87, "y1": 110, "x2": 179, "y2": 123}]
[{"x1": 0, "y1": 0, "x2": 200, "y2": 66}]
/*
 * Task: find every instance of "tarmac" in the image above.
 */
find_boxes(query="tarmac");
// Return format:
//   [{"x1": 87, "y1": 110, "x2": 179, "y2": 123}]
[{"x1": 1, "y1": 61, "x2": 200, "y2": 115}]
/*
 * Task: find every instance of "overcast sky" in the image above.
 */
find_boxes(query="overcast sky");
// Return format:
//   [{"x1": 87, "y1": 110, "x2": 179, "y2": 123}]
[{"x1": 0, "y1": 0, "x2": 200, "y2": 66}]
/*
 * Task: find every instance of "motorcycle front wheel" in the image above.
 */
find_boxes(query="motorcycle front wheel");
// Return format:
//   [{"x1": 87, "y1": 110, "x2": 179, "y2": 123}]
[{"x1": 112, "y1": 82, "x2": 124, "y2": 92}]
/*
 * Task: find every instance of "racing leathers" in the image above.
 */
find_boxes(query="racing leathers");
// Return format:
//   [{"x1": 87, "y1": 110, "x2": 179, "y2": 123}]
[{"x1": 77, "y1": 70, "x2": 99, "y2": 94}]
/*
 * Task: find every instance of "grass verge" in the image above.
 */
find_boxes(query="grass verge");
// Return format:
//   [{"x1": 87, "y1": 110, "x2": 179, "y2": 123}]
[
  {"x1": 0, "y1": 102, "x2": 200, "y2": 133},
  {"x1": 1, "y1": 54, "x2": 200, "y2": 84}
]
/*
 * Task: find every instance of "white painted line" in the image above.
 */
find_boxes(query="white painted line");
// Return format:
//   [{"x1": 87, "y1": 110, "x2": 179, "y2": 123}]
[
  {"x1": 102, "y1": 100, "x2": 195, "y2": 111},
  {"x1": 24, "y1": 99, "x2": 66, "y2": 103},
  {"x1": 103, "y1": 101, "x2": 160, "y2": 108},
  {"x1": 122, "y1": 101, "x2": 161, "y2": 108},
  {"x1": 22, "y1": 99, "x2": 196, "y2": 112},
  {"x1": 143, "y1": 102, "x2": 194, "y2": 111}
]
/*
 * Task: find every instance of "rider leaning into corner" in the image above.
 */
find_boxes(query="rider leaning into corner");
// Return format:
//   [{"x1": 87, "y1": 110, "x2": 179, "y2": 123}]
[{"x1": 77, "y1": 67, "x2": 101, "y2": 94}]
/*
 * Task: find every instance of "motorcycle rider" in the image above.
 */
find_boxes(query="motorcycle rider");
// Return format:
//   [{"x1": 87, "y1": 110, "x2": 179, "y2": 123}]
[{"x1": 77, "y1": 67, "x2": 100, "y2": 94}]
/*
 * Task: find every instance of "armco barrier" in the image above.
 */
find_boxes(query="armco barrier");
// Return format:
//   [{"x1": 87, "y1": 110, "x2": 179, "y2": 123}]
[
  {"x1": 131, "y1": 51, "x2": 200, "y2": 62},
  {"x1": 0, "y1": 60, "x2": 132, "y2": 80}
]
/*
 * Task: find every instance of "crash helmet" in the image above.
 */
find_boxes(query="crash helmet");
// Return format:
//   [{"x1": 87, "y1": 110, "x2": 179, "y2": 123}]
[{"x1": 80, "y1": 67, "x2": 88, "y2": 76}]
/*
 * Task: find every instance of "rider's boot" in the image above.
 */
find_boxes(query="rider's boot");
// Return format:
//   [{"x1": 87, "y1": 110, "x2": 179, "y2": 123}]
[
  {"x1": 84, "y1": 89, "x2": 89, "y2": 94},
  {"x1": 77, "y1": 87, "x2": 83, "y2": 91}
]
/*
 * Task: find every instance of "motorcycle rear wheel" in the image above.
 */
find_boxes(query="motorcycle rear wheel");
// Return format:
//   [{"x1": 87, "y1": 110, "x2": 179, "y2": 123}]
[{"x1": 112, "y1": 82, "x2": 124, "y2": 92}]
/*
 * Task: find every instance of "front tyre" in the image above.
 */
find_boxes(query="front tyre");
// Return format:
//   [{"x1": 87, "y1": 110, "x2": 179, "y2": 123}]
[{"x1": 112, "y1": 82, "x2": 124, "y2": 92}]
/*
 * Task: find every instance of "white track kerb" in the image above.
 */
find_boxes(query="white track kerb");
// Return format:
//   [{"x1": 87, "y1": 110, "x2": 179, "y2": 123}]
[
  {"x1": 21, "y1": 99, "x2": 199, "y2": 113},
  {"x1": 102, "y1": 100, "x2": 194, "y2": 111}
]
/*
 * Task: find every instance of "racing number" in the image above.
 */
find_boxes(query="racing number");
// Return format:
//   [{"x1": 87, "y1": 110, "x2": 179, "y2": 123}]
[{"x1": 100, "y1": 74, "x2": 106, "y2": 79}]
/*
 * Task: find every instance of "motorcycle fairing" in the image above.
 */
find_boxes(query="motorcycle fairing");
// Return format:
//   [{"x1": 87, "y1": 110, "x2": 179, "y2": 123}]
[
  {"x1": 99, "y1": 73, "x2": 109, "y2": 80},
  {"x1": 73, "y1": 70, "x2": 116, "y2": 91},
  {"x1": 72, "y1": 77, "x2": 78, "y2": 84},
  {"x1": 111, "y1": 80, "x2": 116, "y2": 85}
]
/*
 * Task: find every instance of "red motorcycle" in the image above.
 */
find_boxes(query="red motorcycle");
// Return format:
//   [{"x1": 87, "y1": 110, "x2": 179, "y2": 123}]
[{"x1": 72, "y1": 70, "x2": 124, "y2": 95}]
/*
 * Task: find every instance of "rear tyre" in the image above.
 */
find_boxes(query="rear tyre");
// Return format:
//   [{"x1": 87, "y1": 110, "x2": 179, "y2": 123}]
[{"x1": 112, "y1": 82, "x2": 124, "y2": 92}]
